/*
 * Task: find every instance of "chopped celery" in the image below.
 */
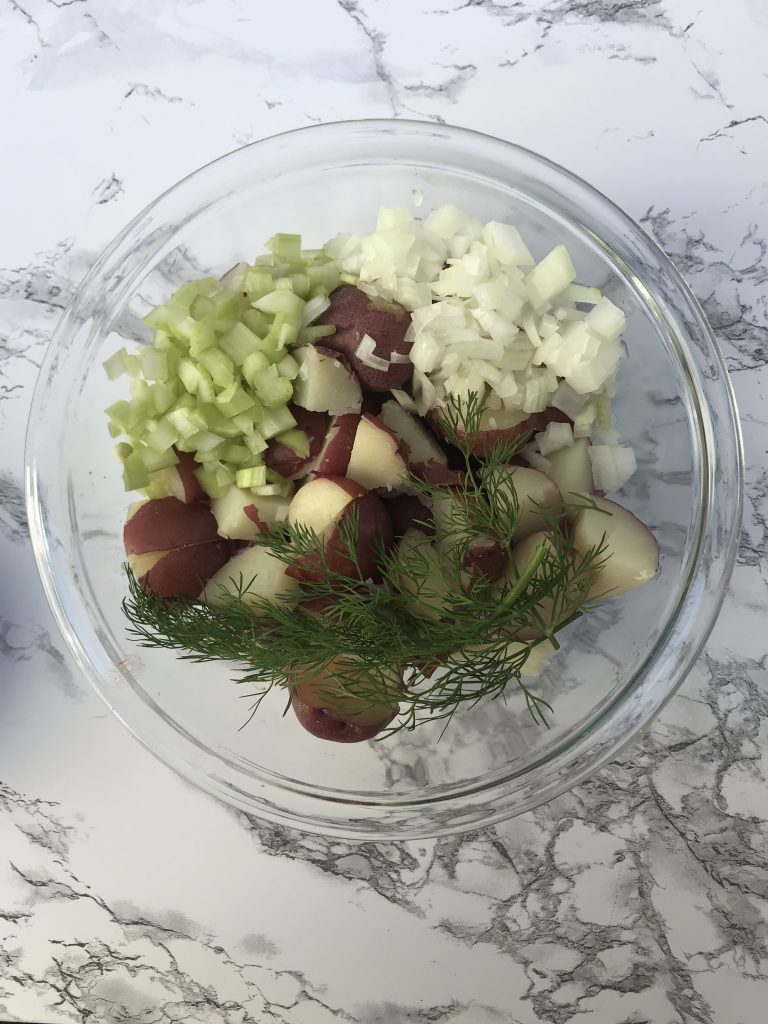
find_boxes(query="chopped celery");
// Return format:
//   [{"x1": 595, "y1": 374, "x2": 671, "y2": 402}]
[
  {"x1": 190, "y1": 294, "x2": 215, "y2": 321},
  {"x1": 107, "y1": 421, "x2": 124, "y2": 439},
  {"x1": 245, "y1": 431, "x2": 268, "y2": 455},
  {"x1": 194, "y1": 467, "x2": 229, "y2": 499},
  {"x1": 187, "y1": 322, "x2": 217, "y2": 357},
  {"x1": 187, "y1": 430, "x2": 225, "y2": 454},
  {"x1": 242, "y1": 350, "x2": 271, "y2": 390},
  {"x1": 219, "y1": 321, "x2": 261, "y2": 366},
  {"x1": 298, "y1": 324, "x2": 336, "y2": 344},
  {"x1": 145, "y1": 418, "x2": 178, "y2": 454},
  {"x1": 275, "y1": 428, "x2": 309, "y2": 458},
  {"x1": 245, "y1": 270, "x2": 274, "y2": 299},
  {"x1": 138, "y1": 348, "x2": 168, "y2": 382},
  {"x1": 142, "y1": 446, "x2": 180, "y2": 473},
  {"x1": 103, "y1": 347, "x2": 140, "y2": 380},
  {"x1": 276, "y1": 353, "x2": 299, "y2": 380},
  {"x1": 267, "y1": 233, "x2": 302, "y2": 263},
  {"x1": 143, "y1": 472, "x2": 175, "y2": 500},
  {"x1": 290, "y1": 273, "x2": 311, "y2": 299},
  {"x1": 254, "y1": 365, "x2": 293, "y2": 409},
  {"x1": 215, "y1": 383, "x2": 255, "y2": 418},
  {"x1": 222, "y1": 443, "x2": 251, "y2": 464},
  {"x1": 213, "y1": 290, "x2": 246, "y2": 321},
  {"x1": 122, "y1": 452, "x2": 150, "y2": 490},
  {"x1": 275, "y1": 277, "x2": 295, "y2": 293},
  {"x1": 199, "y1": 348, "x2": 235, "y2": 388},
  {"x1": 260, "y1": 405, "x2": 296, "y2": 439},
  {"x1": 113, "y1": 442, "x2": 133, "y2": 463},
  {"x1": 236, "y1": 465, "x2": 267, "y2": 489},
  {"x1": 105, "y1": 399, "x2": 133, "y2": 430},
  {"x1": 339, "y1": 271, "x2": 358, "y2": 285},
  {"x1": 595, "y1": 391, "x2": 612, "y2": 430},
  {"x1": 172, "y1": 278, "x2": 220, "y2": 307},
  {"x1": 307, "y1": 262, "x2": 341, "y2": 294},
  {"x1": 241, "y1": 308, "x2": 269, "y2": 336},
  {"x1": 150, "y1": 382, "x2": 178, "y2": 416},
  {"x1": 252, "y1": 290, "x2": 305, "y2": 320},
  {"x1": 215, "y1": 463, "x2": 236, "y2": 488},
  {"x1": 167, "y1": 405, "x2": 207, "y2": 439},
  {"x1": 178, "y1": 358, "x2": 211, "y2": 397}
]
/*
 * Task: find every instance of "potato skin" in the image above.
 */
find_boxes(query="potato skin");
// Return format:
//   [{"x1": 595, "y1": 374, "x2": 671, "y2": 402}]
[
  {"x1": 287, "y1": 491, "x2": 393, "y2": 582},
  {"x1": 264, "y1": 405, "x2": 328, "y2": 479},
  {"x1": 173, "y1": 448, "x2": 207, "y2": 503},
  {"x1": 139, "y1": 539, "x2": 233, "y2": 598},
  {"x1": 315, "y1": 285, "x2": 412, "y2": 391},
  {"x1": 429, "y1": 407, "x2": 543, "y2": 459},
  {"x1": 382, "y1": 494, "x2": 433, "y2": 539},
  {"x1": 124, "y1": 497, "x2": 220, "y2": 555},
  {"x1": 291, "y1": 691, "x2": 396, "y2": 743}
]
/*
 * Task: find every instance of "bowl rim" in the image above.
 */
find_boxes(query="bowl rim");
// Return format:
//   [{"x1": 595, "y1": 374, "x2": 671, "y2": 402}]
[{"x1": 25, "y1": 118, "x2": 744, "y2": 839}]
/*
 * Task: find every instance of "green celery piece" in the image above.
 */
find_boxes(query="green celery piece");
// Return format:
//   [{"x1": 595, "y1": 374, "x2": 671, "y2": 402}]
[
  {"x1": 595, "y1": 391, "x2": 612, "y2": 429},
  {"x1": 199, "y1": 348, "x2": 235, "y2": 388},
  {"x1": 113, "y1": 442, "x2": 133, "y2": 463},
  {"x1": 122, "y1": 451, "x2": 150, "y2": 491},
  {"x1": 167, "y1": 405, "x2": 207, "y2": 439},
  {"x1": 193, "y1": 467, "x2": 229, "y2": 499},
  {"x1": 215, "y1": 463, "x2": 236, "y2": 488},
  {"x1": 219, "y1": 321, "x2": 261, "y2": 366},
  {"x1": 178, "y1": 358, "x2": 208, "y2": 396},
  {"x1": 145, "y1": 418, "x2": 178, "y2": 454},
  {"x1": 215, "y1": 383, "x2": 255, "y2": 419},
  {"x1": 307, "y1": 261, "x2": 341, "y2": 294},
  {"x1": 299, "y1": 324, "x2": 336, "y2": 344},
  {"x1": 274, "y1": 428, "x2": 309, "y2": 458},
  {"x1": 172, "y1": 278, "x2": 220, "y2": 308},
  {"x1": 103, "y1": 347, "x2": 140, "y2": 381},
  {"x1": 235, "y1": 465, "x2": 267, "y2": 489},
  {"x1": 255, "y1": 365, "x2": 292, "y2": 409},
  {"x1": 260, "y1": 405, "x2": 296, "y2": 439},
  {"x1": 138, "y1": 347, "x2": 168, "y2": 383},
  {"x1": 150, "y1": 382, "x2": 178, "y2": 416},
  {"x1": 190, "y1": 294, "x2": 215, "y2": 321},
  {"x1": 245, "y1": 270, "x2": 274, "y2": 299},
  {"x1": 242, "y1": 351, "x2": 271, "y2": 390},
  {"x1": 290, "y1": 273, "x2": 311, "y2": 299},
  {"x1": 105, "y1": 399, "x2": 132, "y2": 430},
  {"x1": 276, "y1": 353, "x2": 299, "y2": 380},
  {"x1": 241, "y1": 308, "x2": 269, "y2": 336},
  {"x1": 245, "y1": 431, "x2": 268, "y2": 456},
  {"x1": 267, "y1": 233, "x2": 302, "y2": 263},
  {"x1": 187, "y1": 429, "x2": 225, "y2": 455},
  {"x1": 222, "y1": 443, "x2": 251, "y2": 464},
  {"x1": 339, "y1": 271, "x2": 358, "y2": 285},
  {"x1": 142, "y1": 446, "x2": 180, "y2": 473},
  {"x1": 187, "y1": 321, "x2": 217, "y2": 357},
  {"x1": 252, "y1": 290, "x2": 305, "y2": 320}
]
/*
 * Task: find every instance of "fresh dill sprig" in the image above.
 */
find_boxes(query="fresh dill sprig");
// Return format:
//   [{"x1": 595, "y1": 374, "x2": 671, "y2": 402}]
[{"x1": 121, "y1": 393, "x2": 609, "y2": 736}]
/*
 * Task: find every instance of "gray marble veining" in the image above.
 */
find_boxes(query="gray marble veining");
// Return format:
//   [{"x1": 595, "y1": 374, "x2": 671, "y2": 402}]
[{"x1": 1, "y1": 0, "x2": 767, "y2": 1021}]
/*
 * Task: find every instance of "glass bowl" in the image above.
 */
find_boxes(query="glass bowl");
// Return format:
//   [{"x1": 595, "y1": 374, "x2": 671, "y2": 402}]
[{"x1": 26, "y1": 120, "x2": 742, "y2": 840}]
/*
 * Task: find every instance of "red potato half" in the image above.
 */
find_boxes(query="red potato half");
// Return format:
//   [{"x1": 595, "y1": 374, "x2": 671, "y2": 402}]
[
  {"x1": 570, "y1": 495, "x2": 659, "y2": 600},
  {"x1": 489, "y1": 465, "x2": 564, "y2": 542},
  {"x1": 315, "y1": 284, "x2": 412, "y2": 392},
  {"x1": 287, "y1": 476, "x2": 392, "y2": 581},
  {"x1": 346, "y1": 413, "x2": 410, "y2": 493},
  {"x1": 289, "y1": 657, "x2": 400, "y2": 743},
  {"x1": 379, "y1": 400, "x2": 462, "y2": 486},
  {"x1": 130, "y1": 539, "x2": 233, "y2": 599},
  {"x1": 396, "y1": 529, "x2": 452, "y2": 621},
  {"x1": 383, "y1": 494, "x2": 433, "y2": 539},
  {"x1": 430, "y1": 405, "x2": 543, "y2": 459},
  {"x1": 292, "y1": 345, "x2": 362, "y2": 416},
  {"x1": 264, "y1": 405, "x2": 328, "y2": 480},
  {"x1": 124, "y1": 496, "x2": 220, "y2": 556},
  {"x1": 430, "y1": 489, "x2": 506, "y2": 583},
  {"x1": 545, "y1": 438, "x2": 594, "y2": 505},
  {"x1": 213, "y1": 485, "x2": 292, "y2": 540},
  {"x1": 203, "y1": 544, "x2": 300, "y2": 611},
  {"x1": 311, "y1": 413, "x2": 360, "y2": 478}
]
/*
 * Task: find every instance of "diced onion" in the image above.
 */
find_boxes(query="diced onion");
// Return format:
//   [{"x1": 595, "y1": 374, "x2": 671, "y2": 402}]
[{"x1": 354, "y1": 333, "x2": 390, "y2": 371}]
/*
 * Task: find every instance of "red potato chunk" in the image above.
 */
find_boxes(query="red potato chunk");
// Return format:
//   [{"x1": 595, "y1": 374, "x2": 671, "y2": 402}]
[
  {"x1": 379, "y1": 400, "x2": 462, "y2": 486},
  {"x1": 314, "y1": 285, "x2": 413, "y2": 392},
  {"x1": 430, "y1": 488, "x2": 506, "y2": 583},
  {"x1": 545, "y1": 437, "x2": 595, "y2": 504},
  {"x1": 289, "y1": 657, "x2": 400, "y2": 743},
  {"x1": 287, "y1": 476, "x2": 393, "y2": 582},
  {"x1": 264, "y1": 405, "x2": 328, "y2": 480},
  {"x1": 169, "y1": 448, "x2": 207, "y2": 503},
  {"x1": 124, "y1": 497, "x2": 220, "y2": 556},
  {"x1": 570, "y1": 495, "x2": 659, "y2": 600},
  {"x1": 383, "y1": 494, "x2": 433, "y2": 539},
  {"x1": 131, "y1": 539, "x2": 233, "y2": 598},
  {"x1": 346, "y1": 413, "x2": 410, "y2": 493},
  {"x1": 292, "y1": 345, "x2": 362, "y2": 416},
  {"x1": 312, "y1": 413, "x2": 360, "y2": 478},
  {"x1": 488, "y1": 465, "x2": 564, "y2": 542},
  {"x1": 430, "y1": 405, "x2": 543, "y2": 459},
  {"x1": 203, "y1": 544, "x2": 300, "y2": 611},
  {"x1": 213, "y1": 485, "x2": 291, "y2": 540}
]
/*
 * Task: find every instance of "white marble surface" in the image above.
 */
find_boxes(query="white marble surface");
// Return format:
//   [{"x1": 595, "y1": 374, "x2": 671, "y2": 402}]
[{"x1": 1, "y1": 1, "x2": 767, "y2": 1021}]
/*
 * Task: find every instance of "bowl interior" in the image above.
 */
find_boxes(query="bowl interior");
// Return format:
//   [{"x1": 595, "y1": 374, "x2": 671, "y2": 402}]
[{"x1": 27, "y1": 123, "x2": 734, "y2": 838}]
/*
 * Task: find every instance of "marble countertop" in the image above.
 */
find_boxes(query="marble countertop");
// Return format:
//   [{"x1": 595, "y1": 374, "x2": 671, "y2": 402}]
[{"x1": 2, "y1": 1, "x2": 767, "y2": 1021}]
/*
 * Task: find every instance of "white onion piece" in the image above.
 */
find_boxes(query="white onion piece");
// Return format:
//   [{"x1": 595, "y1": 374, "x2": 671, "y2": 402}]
[
  {"x1": 536, "y1": 421, "x2": 574, "y2": 456},
  {"x1": 354, "y1": 333, "x2": 390, "y2": 372},
  {"x1": 589, "y1": 445, "x2": 637, "y2": 492}
]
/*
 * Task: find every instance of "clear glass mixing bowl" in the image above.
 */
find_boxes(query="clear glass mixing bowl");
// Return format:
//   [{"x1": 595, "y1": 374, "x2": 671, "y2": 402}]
[{"x1": 25, "y1": 120, "x2": 742, "y2": 839}]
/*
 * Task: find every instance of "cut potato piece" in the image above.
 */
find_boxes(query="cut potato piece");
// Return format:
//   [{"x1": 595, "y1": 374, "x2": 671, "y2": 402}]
[
  {"x1": 570, "y1": 495, "x2": 659, "y2": 599},
  {"x1": 213, "y1": 485, "x2": 291, "y2": 540},
  {"x1": 396, "y1": 529, "x2": 452, "y2": 620},
  {"x1": 289, "y1": 656, "x2": 400, "y2": 743},
  {"x1": 379, "y1": 400, "x2": 458, "y2": 484},
  {"x1": 488, "y1": 465, "x2": 563, "y2": 541},
  {"x1": 292, "y1": 345, "x2": 362, "y2": 415},
  {"x1": 312, "y1": 413, "x2": 360, "y2": 477},
  {"x1": 133, "y1": 540, "x2": 233, "y2": 598},
  {"x1": 203, "y1": 545, "x2": 300, "y2": 612},
  {"x1": 346, "y1": 413, "x2": 410, "y2": 492},
  {"x1": 124, "y1": 496, "x2": 220, "y2": 555},
  {"x1": 545, "y1": 437, "x2": 594, "y2": 504},
  {"x1": 431, "y1": 405, "x2": 541, "y2": 458},
  {"x1": 288, "y1": 476, "x2": 363, "y2": 539}
]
